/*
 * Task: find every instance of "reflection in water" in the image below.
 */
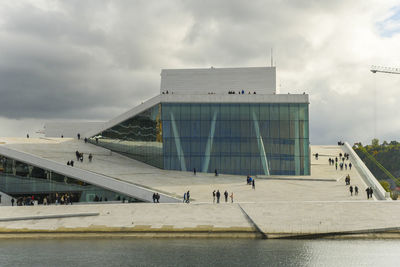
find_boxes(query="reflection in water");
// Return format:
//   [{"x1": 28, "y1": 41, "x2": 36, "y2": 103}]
[{"x1": 0, "y1": 239, "x2": 399, "y2": 267}]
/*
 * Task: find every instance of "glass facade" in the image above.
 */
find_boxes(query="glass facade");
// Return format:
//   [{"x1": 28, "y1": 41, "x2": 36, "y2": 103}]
[
  {"x1": 0, "y1": 155, "x2": 137, "y2": 204},
  {"x1": 91, "y1": 102, "x2": 309, "y2": 176},
  {"x1": 90, "y1": 104, "x2": 163, "y2": 168},
  {"x1": 162, "y1": 103, "x2": 309, "y2": 175}
]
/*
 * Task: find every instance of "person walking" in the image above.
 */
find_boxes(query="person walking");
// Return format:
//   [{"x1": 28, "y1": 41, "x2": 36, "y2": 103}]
[
  {"x1": 183, "y1": 192, "x2": 186, "y2": 203},
  {"x1": 224, "y1": 190, "x2": 228, "y2": 202},
  {"x1": 11, "y1": 198, "x2": 15, "y2": 206},
  {"x1": 186, "y1": 191, "x2": 190, "y2": 203},
  {"x1": 216, "y1": 190, "x2": 221, "y2": 203},
  {"x1": 230, "y1": 192, "x2": 234, "y2": 203},
  {"x1": 355, "y1": 185, "x2": 358, "y2": 195},
  {"x1": 335, "y1": 162, "x2": 338, "y2": 170},
  {"x1": 366, "y1": 187, "x2": 370, "y2": 199},
  {"x1": 88, "y1": 153, "x2": 93, "y2": 162},
  {"x1": 349, "y1": 186, "x2": 353, "y2": 196},
  {"x1": 252, "y1": 179, "x2": 255, "y2": 190},
  {"x1": 369, "y1": 187, "x2": 373, "y2": 199},
  {"x1": 212, "y1": 190, "x2": 216, "y2": 203},
  {"x1": 349, "y1": 163, "x2": 352, "y2": 170},
  {"x1": 193, "y1": 168, "x2": 196, "y2": 175}
]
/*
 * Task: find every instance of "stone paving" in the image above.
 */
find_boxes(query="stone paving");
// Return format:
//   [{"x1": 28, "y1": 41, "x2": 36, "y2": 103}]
[
  {"x1": 0, "y1": 202, "x2": 399, "y2": 237},
  {"x1": 0, "y1": 138, "x2": 399, "y2": 237},
  {"x1": 0, "y1": 138, "x2": 372, "y2": 202}
]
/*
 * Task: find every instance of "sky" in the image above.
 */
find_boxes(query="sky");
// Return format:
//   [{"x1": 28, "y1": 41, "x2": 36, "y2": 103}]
[{"x1": 0, "y1": 0, "x2": 399, "y2": 145}]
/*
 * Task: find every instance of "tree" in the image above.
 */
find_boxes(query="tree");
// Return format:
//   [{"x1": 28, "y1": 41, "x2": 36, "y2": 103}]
[
  {"x1": 383, "y1": 140, "x2": 389, "y2": 146},
  {"x1": 372, "y1": 138, "x2": 379, "y2": 147}
]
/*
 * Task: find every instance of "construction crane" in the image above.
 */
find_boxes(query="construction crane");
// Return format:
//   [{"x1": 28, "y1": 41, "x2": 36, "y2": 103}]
[
  {"x1": 371, "y1": 65, "x2": 400, "y2": 74},
  {"x1": 370, "y1": 65, "x2": 400, "y2": 138}
]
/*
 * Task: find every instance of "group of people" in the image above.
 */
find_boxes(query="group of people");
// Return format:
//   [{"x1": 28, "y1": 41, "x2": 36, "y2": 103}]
[
  {"x1": 366, "y1": 187, "x2": 374, "y2": 199},
  {"x1": 67, "y1": 150, "x2": 93, "y2": 166},
  {"x1": 329, "y1": 152, "x2": 352, "y2": 171},
  {"x1": 11, "y1": 196, "x2": 35, "y2": 206},
  {"x1": 345, "y1": 175, "x2": 374, "y2": 199},
  {"x1": 152, "y1": 193, "x2": 160, "y2": 203},
  {"x1": 246, "y1": 176, "x2": 255, "y2": 189},
  {"x1": 212, "y1": 190, "x2": 233, "y2": 203},
  {"x1": 54, "y1": 193, "x2": 74, "y2": 205},
  {"x1": 10, "y1": 193, "x2": 76, "y2": 206},
  {"x1": 345, "y1": 174, "x2": 361, "y2": 197},
  {"x1": 349, "y1": 185, "x2": 359, "y2": 196},
  {"x1": 228, "y1": 90, "x2": 257, "y2": 95}
]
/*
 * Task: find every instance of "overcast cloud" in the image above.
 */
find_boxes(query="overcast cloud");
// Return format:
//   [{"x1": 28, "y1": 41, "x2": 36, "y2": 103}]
[{"x1": 0, "y1": 0, "x2": 399, "y2": 144}]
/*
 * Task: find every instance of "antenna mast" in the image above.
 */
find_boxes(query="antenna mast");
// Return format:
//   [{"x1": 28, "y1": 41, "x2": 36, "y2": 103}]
[{"x1": 270, "y1": 48, "x2": 273, "y2": 67}]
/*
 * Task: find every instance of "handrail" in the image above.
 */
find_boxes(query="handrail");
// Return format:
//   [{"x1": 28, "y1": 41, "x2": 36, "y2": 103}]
[{"x1": 343, "y1": 142, "x2": 388, "y2": 200}]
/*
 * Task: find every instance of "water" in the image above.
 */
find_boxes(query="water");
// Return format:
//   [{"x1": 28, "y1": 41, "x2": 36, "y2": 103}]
[{"x1": 0, "y1": 239, "x2": 399, "y2": 267}]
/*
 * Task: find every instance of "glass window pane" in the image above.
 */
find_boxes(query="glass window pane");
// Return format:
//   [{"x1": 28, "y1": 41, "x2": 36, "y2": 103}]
[
  {"x1": 280, "y1": 104, "x2": 289, "y2": 120},
  {"x1": 270, "y1": 121, "x2": 280, "y2": 138},
  {"x1": 299, "y1": 104, "x2": 308, "y2": 120},
  {"x1": 180, "y1": 104, "x2": 190, "y2": 120},
  {"x1": 220, "y1": 105, "x2": 230, "y2": 120},
  {"x1": 190, "y1": 104, "x2": 201, "y2": 121},
  {"x1": 250, "y1": 105, "x2": 260, "y2": 120},
  {"x1": 191, "y1": 121, "x2": 201, "y2": 137},
  {"x1": 270, "y1": 104, "x2": 279, "y2": 120},
  {"x1": 230, "y1": 104, "x2": 240, "y2": 120},
  {"x1": 280, "y1": 120, "x2": 290, "y2": 138},
  {"x1": 240, "y1": 121, "x2": 250, "y2": 137},
  {"x1": 260, "y1": 104, "x2": 270, "y2": 120},
  {"x1": 170, "y1": 105, "x2": 180, "y2": 120},
  {"x1": 239, "y1": 104, "x2": 250, "y2": 120},
  {"x1": 180, "y1": 121, "x2": 191, "y2": 137},
  {"x1": 201, "y1": 104, "x2": 210, "y2": 120},
  {"x1": 201, "y1": 121, "x2": 211, "y2": 137},
  {"x1": 289, "y1": 104, "x2": 299, "y2": 120}
]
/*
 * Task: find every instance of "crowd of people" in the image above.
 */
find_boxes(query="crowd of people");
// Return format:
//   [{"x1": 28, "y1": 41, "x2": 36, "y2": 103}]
[
  {"x1": 328, "y1": 152, "x2": 352, "y2": 171},
  {"x1": 10, "y1": 193, "x2": 75, "y2": 206},
  {"x1": 326, "y1": 149, "x2": 375, "y2": 200}
]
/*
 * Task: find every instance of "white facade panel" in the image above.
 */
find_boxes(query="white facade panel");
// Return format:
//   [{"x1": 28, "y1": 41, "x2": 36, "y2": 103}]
[{"x1": 160, "y1": 67, "x2": 276, "y2": 95}]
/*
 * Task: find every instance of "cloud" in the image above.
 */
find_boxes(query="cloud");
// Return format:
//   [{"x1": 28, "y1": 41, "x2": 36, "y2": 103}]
[{"x1": 0, "y1": 0, "x2": 399, "y2": 145}]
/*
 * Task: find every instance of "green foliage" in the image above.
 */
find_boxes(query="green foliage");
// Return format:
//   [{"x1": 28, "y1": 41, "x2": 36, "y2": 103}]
[
  {"x1": 392, "y1": 191, "x2": 398, "y2": 200},
  {"x1": 372, "y1": 138, "x2": 379, "y2": 147},
  {"x1": 380, "y1": 181, "x2": 391, "y2": 192},
  {"x1": 354, "y1": 141, "x2": 400, "y2": 188}
]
